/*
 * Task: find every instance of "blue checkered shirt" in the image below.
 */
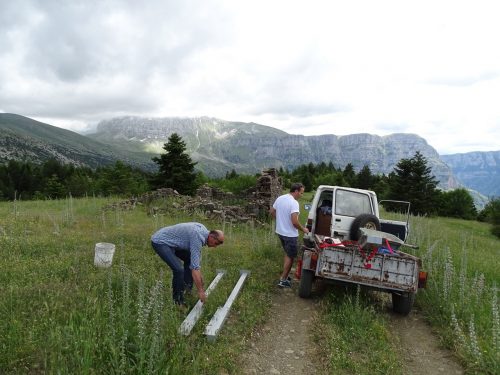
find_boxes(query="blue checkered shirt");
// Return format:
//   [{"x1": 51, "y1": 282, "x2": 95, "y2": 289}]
[{"x1": 151, "y1": 222, "x2": 209, "y2": 270}]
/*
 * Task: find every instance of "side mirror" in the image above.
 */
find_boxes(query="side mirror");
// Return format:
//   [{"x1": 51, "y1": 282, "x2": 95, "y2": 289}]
[{"x1": 304, "y1": 204, "x2": 311, "y2": 211}]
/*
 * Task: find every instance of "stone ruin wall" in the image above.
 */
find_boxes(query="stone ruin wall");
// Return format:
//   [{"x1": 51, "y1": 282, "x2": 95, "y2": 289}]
[
  {"x1": 103, "y1": 169, "x2": 283, "y2": 225},
  {"x1": 254, "y1": 168, "x2": 283, "y2": 212}
]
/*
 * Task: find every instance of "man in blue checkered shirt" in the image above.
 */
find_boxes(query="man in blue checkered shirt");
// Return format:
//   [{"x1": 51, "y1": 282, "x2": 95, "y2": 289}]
[{"x1": 151, "y1": 222, "x2": 224, "y2": 306}]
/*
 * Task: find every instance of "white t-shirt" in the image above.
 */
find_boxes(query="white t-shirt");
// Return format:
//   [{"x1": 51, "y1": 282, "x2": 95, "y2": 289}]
[{"x1": 273, "y1": 193, "x2": 299, "y2": 237}]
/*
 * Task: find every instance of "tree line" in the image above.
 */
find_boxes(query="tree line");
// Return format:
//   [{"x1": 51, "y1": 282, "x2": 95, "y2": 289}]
[
  {"x1": 1, "y1": 133, "x2": 498, "y2": 237},
  {"x1": 0, "y1": 158, "x2": 151, "y2": 200}
]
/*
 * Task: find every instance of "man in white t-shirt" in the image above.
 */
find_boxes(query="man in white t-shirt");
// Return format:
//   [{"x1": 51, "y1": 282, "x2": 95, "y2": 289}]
[{"x1": 270, "y1": 183, "x2": 309, "y2": 288}]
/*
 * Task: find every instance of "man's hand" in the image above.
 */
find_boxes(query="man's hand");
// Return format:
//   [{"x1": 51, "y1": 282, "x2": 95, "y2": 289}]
[
  {"x1": 303, "y1": 227, "x2": 310, "y2": 234},
  {"x1": 192, "y1": 269, "x2": 206, "y2": 303},
  {"x1": 198, "y1": 290, "x2": 207, "y2": 303}
]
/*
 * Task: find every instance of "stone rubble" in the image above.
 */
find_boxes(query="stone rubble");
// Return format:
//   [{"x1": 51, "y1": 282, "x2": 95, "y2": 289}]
[{"x1": 102, "y1": 169, "x2": 283, "y2": 225}]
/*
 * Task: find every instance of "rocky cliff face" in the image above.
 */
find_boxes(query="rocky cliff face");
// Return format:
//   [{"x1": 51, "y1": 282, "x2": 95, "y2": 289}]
[
  {"x1": 91, "y1": 116, "x2": 458, "y2": 189},
  {"x1": 441, "y1": 151, "x2": 500, "y2": 198}
]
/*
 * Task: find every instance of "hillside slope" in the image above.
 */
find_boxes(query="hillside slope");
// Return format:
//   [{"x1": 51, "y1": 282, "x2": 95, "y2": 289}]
[
  {"x1": 5, "y1": 113, "x2": 497, "y2": 198},
  {"x1": 0, "y1": 113, "x2": 153, "y2": 170}
]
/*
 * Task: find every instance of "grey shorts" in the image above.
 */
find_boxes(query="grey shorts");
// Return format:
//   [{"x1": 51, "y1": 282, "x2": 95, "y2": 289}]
[{"x1": 278, "y1": 234, "x2": 298, "y2": 258}]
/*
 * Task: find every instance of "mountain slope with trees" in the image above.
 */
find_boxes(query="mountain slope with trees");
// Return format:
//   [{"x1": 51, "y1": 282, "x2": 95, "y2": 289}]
[
  {"x1": 2, "y1": 113, "x2": 498, "y2": 199},
  {"x1": 88, "y1": 116, "x2": 459, "y2": 189},
  {"x1": 0, "y1": 113, "x2": 153, "y2": 170}
]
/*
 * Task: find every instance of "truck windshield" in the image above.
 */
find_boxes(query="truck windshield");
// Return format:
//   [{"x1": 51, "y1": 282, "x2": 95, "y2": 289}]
[{"x1": 335, "y1": 189, "x2": 372, "y2": 217}]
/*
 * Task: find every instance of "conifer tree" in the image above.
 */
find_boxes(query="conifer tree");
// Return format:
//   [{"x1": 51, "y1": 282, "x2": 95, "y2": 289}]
[
  {"x1": 388, "y1": 151, "x2": 440, "y2": 215},
  {"x1": 152, "y1": 133, "x2": 198, "y2": 195},
  {"x1": 356, "y1": 165, "x2": 373, "y2": 190},
  {"x1": 343, "y1": 163, "x2": 356, "y2": 187}
]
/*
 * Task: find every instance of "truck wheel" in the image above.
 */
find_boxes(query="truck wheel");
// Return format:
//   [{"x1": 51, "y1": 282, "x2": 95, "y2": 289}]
[
  {"x1": 392, "y1": 292, "x2": 415, "y2": 315},
  {"x1": 298, "y1": 269, "x2": 314, "y2": 298},
  {"x1": 350, "y1": 214, "x2": 381, "y2": 240}
]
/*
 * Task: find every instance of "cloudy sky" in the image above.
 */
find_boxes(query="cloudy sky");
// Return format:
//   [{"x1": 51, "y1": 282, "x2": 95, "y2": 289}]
[{"x1": 1, "y1": 0, "x2": 499, "y2": 155}]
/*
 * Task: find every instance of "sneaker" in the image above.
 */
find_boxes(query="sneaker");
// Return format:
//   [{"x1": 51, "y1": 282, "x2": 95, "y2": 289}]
[
  {"x1": 277, "y1": 279, "x2": 292, "y2": 288},
  {"x1": 287, "y1": 276, "x2": 292, "y2": 282}
]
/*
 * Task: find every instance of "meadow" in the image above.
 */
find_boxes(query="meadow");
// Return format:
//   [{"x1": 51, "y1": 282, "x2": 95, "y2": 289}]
[
  {"x1": 312, "y1": 211, "x2": 499, "y2": 375},
  {"x1": 0, "y1": 195, "x2": 498, "y2": 374}
]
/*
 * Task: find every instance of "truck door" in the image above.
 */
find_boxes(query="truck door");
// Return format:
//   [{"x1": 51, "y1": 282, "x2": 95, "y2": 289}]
[
  {"x1": 314, "y1": 190, "x2": 333, "y2": 237},
  {"x1": 332, "y1": 188, "x2": 374, "y2": 239}
]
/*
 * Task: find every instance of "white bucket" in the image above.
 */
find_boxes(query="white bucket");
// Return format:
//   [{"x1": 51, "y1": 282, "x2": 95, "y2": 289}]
[{"x1": 94, "y1": 242, "x2": 116, "y2": 268}]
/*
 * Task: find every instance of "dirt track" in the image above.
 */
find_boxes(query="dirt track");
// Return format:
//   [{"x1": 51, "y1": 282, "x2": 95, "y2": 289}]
[
  {"x1": 240, "y1": 286, "x2": 321, "y2": 374},
  {"x1": 389, "y1": 308, "x2": 464, "y2": 375},
  {"x1": 239, "y1": 281, "x2": 464, "y2": 375}
]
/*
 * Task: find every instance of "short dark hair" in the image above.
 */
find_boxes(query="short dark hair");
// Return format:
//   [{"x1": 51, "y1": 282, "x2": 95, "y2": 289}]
[{"x1": 290, "y1": 183, "x2": 304, "y2": 193}]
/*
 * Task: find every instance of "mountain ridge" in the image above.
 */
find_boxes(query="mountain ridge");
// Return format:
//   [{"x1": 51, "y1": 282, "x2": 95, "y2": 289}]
[
  {"x1": 441, "y1": 151, "x2": 500, "y2": 198},
  {"x1": 1, "y1": 113, "x2": 498, "y2": 198},
  {"x1": 88, "y1": 116, "x2": 459, "y2": 189}
]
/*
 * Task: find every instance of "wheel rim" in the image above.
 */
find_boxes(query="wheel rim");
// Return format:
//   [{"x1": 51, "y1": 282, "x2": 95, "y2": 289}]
[{"x1": 364, "y1": 221, "x2": 377, "y2": 230}]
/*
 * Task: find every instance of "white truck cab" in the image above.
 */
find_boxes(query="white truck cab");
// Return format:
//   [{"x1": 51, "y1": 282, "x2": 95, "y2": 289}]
[
  {"x1": 304, "y1": 185, "x2": 409, "y2": 244},
  {"x1": 299, "y1": 185, "x2": 425, "y2": 315}
]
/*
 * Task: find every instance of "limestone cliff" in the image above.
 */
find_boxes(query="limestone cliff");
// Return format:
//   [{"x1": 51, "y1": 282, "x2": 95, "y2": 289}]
[
  {"x1": 441, "y1": 151, "x2": 500, "y2": 198},
  {"x1": 90, "y1": 116, "x2": 458, "y2": 188}
]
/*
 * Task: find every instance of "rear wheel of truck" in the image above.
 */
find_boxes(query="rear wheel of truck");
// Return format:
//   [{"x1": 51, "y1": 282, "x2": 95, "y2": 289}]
[
  {"x1": 392, "y1": 292, "x2": 415, "y2": 315},
  {"x1": 298, "y1": 269, "x2": 314, "y2": 298},
  {"x1": 350, "y1": 214, "x2": 381, "y2": 240}
]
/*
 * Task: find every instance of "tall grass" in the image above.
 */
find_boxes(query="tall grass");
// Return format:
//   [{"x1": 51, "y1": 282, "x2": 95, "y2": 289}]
[
  {"x1": 306, "y1": 199, "x2": 499, "y2": 374},
  {"x1": 406, "y1": 215, "x2": 500, "y2": 374},
  {"x1": 0, "y1": 197, "x2": 281, "y2": 374},
  {"x1": 1, "y1": 196, "x2": 498, "y2": 374},
  {"x1": 314, "y1": 285, "x2": 402, "y2": 375}
]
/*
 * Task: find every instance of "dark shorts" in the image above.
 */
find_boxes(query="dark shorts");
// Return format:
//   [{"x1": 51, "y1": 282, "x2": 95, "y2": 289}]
[{"x1": 278, "y1": 234, "x2": 298, "y2": 258}]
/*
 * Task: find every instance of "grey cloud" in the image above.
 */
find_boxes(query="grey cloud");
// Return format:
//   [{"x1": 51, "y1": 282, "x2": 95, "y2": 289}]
[
  {"x1": 0, "y1": 0, "x2": 233, "y2": 122},
  {"x1": 3, "y1": 1, "x2": 228, "y2": 82}
]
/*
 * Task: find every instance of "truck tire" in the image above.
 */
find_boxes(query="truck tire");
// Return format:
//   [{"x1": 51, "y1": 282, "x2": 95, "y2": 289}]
[
  {"x1": 392, "y1": 292, "x2": 415, "y2": 315},
  {"x1": 298, "y1": 269, "x2": 314, "y2": 298},
  {"x1": 350, "y1": 214, "x2": 381, "y2": 241}
]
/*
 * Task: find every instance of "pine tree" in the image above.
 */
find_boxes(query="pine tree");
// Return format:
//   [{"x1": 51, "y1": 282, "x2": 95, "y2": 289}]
[
  {"x1": 356, "y1": 165, "x2": 373, "y2": 189},
  {"x1": 343, "y1": 163, "x2": 356, "y2": 187},
  {"x1": 388, "y1": 151, "x2": 440, "y2": 216},
  {"x1": 44, "y1": 174, "x2": 66, "y2": 199},
  {"x1": 152, "y1": 133, "x2": 198, "y2": 195}
]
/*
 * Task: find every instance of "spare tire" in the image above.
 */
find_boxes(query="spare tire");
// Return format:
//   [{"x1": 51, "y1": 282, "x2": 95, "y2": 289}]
[{"x1": 350, "y1": 214, "x2": 381, "y2": 241}]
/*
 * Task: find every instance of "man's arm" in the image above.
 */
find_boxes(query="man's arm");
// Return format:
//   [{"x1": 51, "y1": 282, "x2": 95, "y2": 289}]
[
  {"x1": 291, "y1": 212, "x2": 309, "y2": 234},
  {"x1": 269, "y1": 207, "x2": 276, "y2": 219},
  {"x1": 191, "y1": 269, "x2": 207, "y2": 303}
]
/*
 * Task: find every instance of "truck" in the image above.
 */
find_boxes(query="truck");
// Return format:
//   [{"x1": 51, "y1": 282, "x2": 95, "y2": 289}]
[{"x1": 298, "y1": 185, "x2": 427, "y2": 315}]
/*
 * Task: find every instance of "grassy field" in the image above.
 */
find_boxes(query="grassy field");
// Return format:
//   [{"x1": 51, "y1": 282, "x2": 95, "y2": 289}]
[
  {"x1": 407, "y1": 215, "x2": 499, "y2": 374},
  {"x1": 1, "y1": 195, "x2": 498, "y2": 374},
  {"x1": 0, "y1": 196, "x2": 284, "y2": 374}
]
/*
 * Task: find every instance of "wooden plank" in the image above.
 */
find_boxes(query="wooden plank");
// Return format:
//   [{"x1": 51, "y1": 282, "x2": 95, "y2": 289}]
[
  {"x1": 179, "y1": 270, "x2": 225, "y2": 335},
  {"x1": 205, "y1": 270, "x2": 250, "y2": 342}
]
